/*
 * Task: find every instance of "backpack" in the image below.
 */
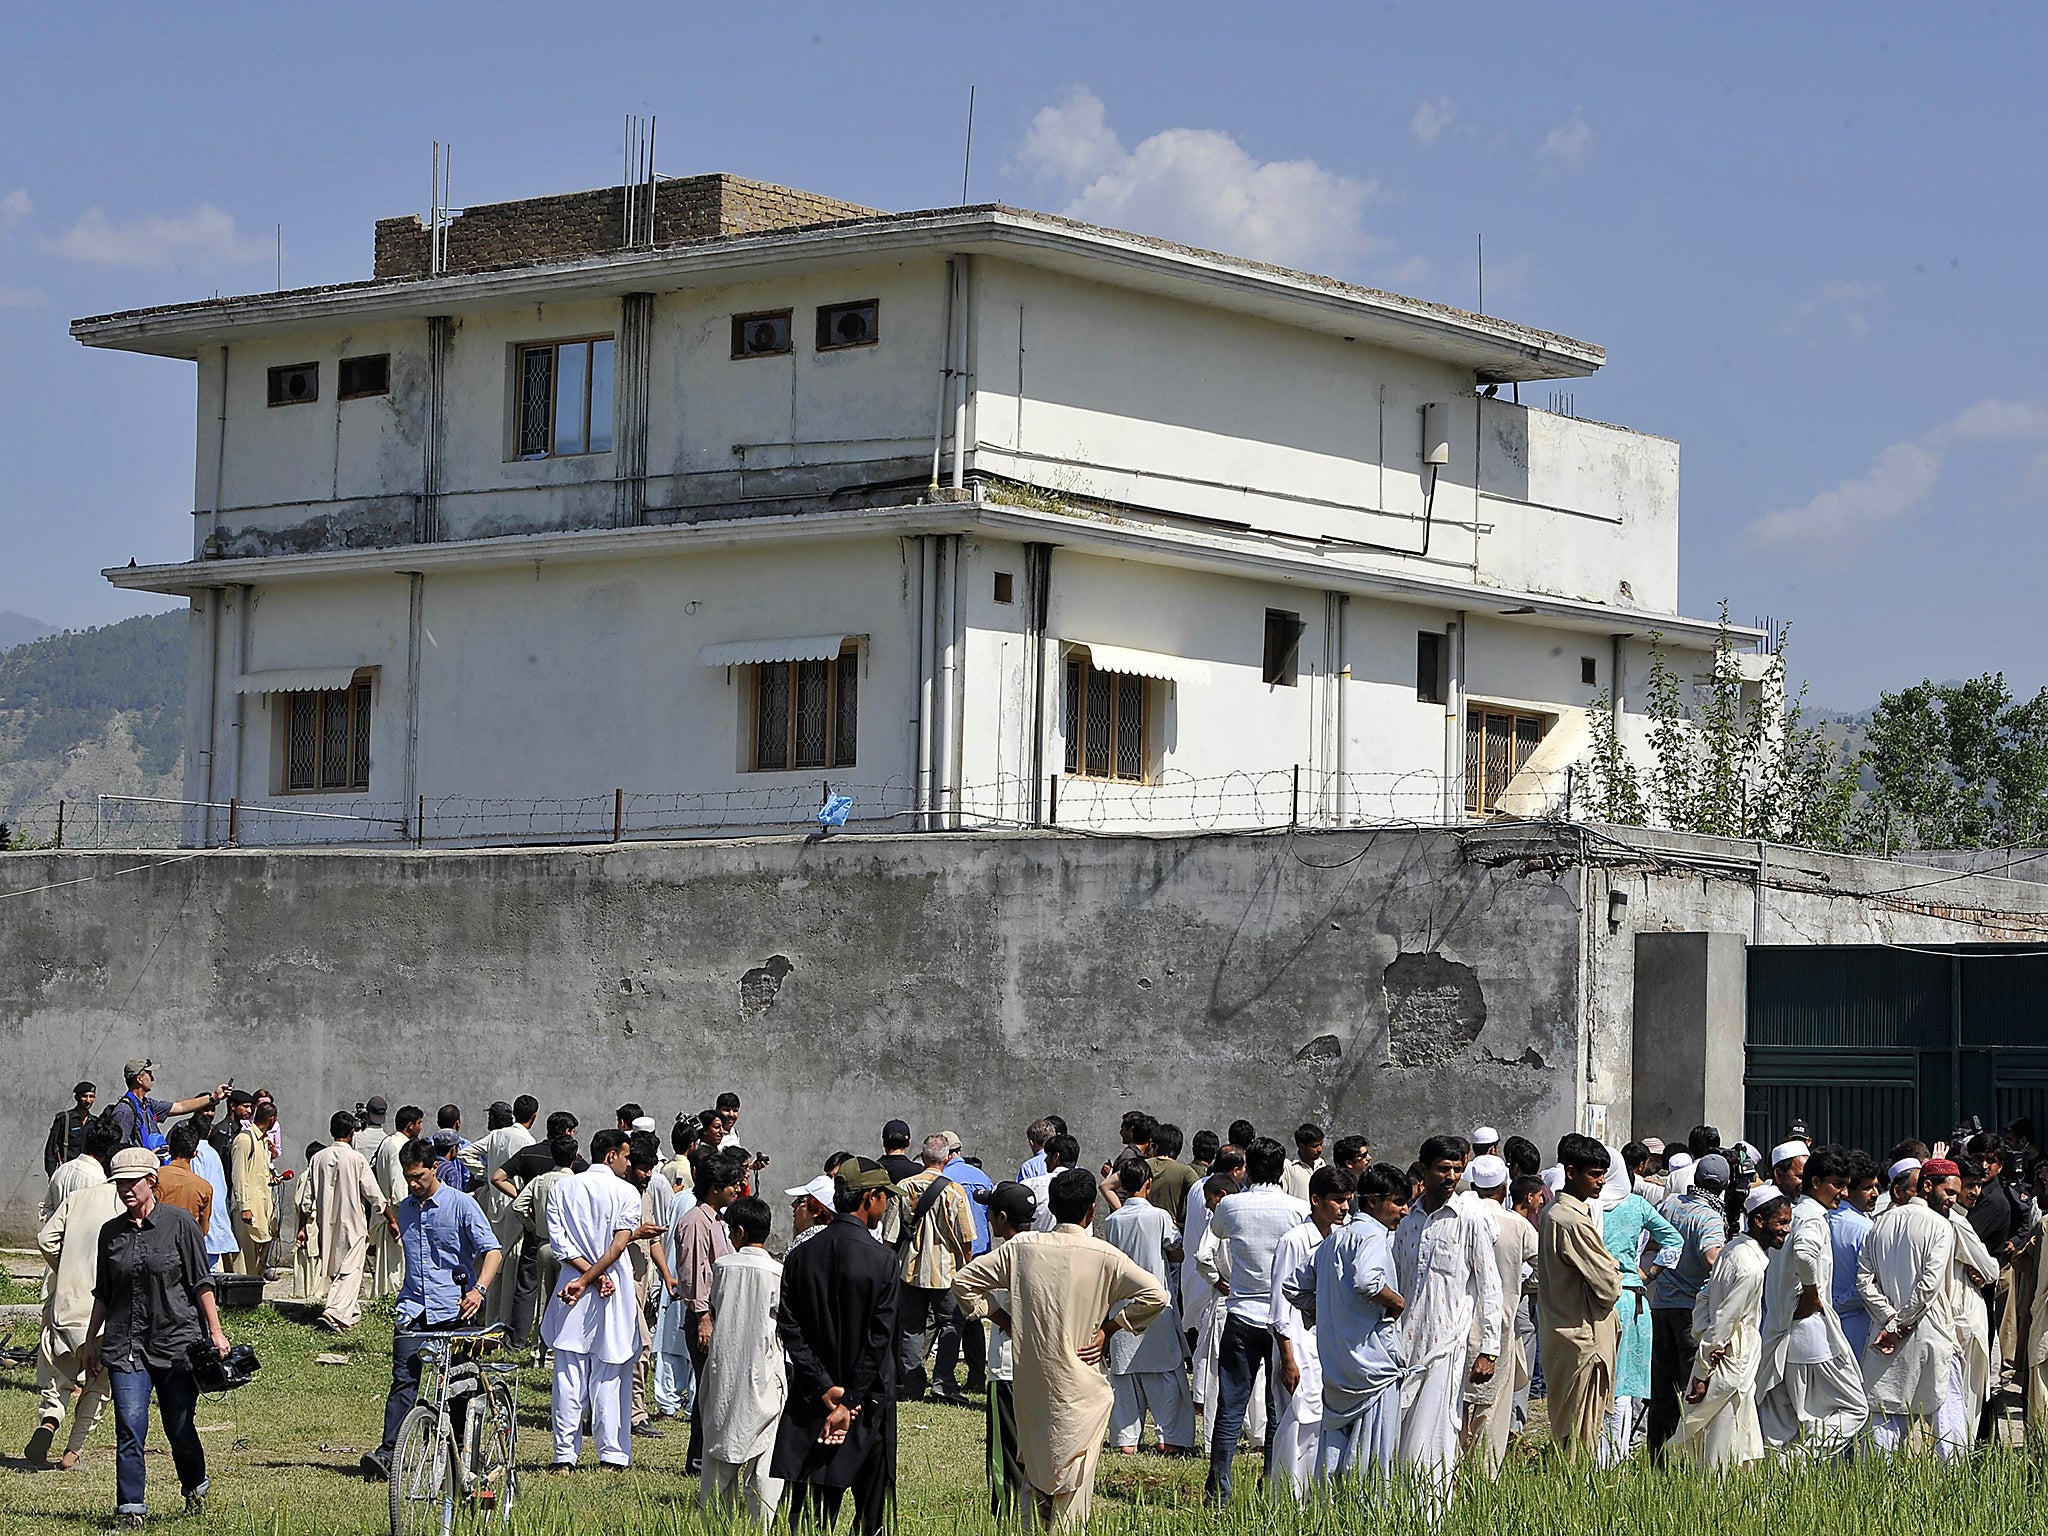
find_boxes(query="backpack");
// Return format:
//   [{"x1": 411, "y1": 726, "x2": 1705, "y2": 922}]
[{"x1": 892, "y1": 1175, "x2": 955, "y2": 1265}]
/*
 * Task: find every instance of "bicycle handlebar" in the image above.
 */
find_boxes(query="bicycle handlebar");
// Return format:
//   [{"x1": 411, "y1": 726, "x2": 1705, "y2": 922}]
[{"x1": 394, "y1": 1324, "x2": 509, "y2": 1342}]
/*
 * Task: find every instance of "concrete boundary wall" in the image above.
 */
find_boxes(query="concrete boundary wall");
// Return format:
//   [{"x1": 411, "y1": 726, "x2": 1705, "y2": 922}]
[{"x1": 2, "y1": 828, "x2": 1590, "y2": 1239}]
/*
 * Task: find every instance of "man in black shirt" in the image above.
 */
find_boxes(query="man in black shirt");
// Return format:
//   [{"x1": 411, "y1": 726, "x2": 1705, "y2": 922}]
[
  {"x1": 878, "y1": 1120, "x2": 920, "y2": 1186},
  {"x1": 83, "y1": 1148, "x2": 232, "y2": 1525},
  {"x1": 492, "y1": 1110, "x2": 579, "y2": 1347},
  {"x1": 774, "y1": 1157, "x2": 902, "y2": 1536},
  {"x1": 43, "y1": 1081, "x2": 97, "y2": 1177}
]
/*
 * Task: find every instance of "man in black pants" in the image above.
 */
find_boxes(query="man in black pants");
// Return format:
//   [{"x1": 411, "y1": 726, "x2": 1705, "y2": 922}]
[
  {"x1": 492, "y1": 1110, "x2": 580, "y2": 1346},
  {"x1": 774, "y1": 1158, "x2": 902, "y2": 1536},
  {"x1": 971, "y1": 1182, "x2": 1036, "y2": 1516}
]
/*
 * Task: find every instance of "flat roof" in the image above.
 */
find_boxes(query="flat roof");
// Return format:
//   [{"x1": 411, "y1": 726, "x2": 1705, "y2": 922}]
[{"x1": 72, "y1": 204, "x2": 1602, "y2": 384}]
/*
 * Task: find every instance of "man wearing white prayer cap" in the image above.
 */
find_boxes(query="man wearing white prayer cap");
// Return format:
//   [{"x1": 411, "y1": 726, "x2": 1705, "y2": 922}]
[
  {"x1": 1671, "y1": 1183, "x2": 1788, "y2": 1469},
  {"x1": 1459, "y1": 1155, "x2": 1532, "y2": 1475},
  {"x1": 1470, "y1": 1127, "x2": 1501, "y2": 1156}
]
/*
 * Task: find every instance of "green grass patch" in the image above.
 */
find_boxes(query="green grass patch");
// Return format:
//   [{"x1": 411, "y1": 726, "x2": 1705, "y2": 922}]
[{"x1": 1, "y1": 1303, "x2": 2041, "y2": 1534}]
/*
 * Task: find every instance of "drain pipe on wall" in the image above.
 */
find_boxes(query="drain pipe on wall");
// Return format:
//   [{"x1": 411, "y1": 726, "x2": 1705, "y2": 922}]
[
  {"x1": 950, "y1": 256, "x2": 973, "y2": 494},
  {"x1": 928, "y1": 261, "x2": 957, "y2": 490},
  {"x1": 915, "y1": 535, "x2": 936, "y2": 828}
]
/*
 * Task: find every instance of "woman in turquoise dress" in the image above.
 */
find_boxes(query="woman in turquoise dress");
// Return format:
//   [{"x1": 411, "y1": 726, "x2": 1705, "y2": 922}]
[{"x1": 1599, "y1": 1142, "x2": 1683, "y2": 1463}]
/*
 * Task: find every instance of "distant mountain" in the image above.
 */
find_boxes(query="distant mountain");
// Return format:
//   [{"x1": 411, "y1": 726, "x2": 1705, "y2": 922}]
[
  {"x1": 0, "y1": 610, "x2": 187, "y2": 824},
  {"x1": 0, "y1": 612, "x2": 58, "y2": 652}
]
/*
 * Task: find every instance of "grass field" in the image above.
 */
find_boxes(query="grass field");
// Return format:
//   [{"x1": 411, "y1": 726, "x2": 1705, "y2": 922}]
[{"x1": 1, "y1": 1299, "x2": 2042, "y2": 1534}]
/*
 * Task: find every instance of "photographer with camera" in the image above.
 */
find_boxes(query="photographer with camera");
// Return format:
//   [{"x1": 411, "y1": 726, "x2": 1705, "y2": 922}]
[{"x1": 81, "y1": 1148, "x2": 233, "y2": 1525}]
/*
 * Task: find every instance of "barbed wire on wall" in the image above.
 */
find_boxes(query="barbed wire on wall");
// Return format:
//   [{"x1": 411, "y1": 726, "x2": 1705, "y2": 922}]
[{"x1": 0, "y1": 766, "x2": 1590, "y2": 854}]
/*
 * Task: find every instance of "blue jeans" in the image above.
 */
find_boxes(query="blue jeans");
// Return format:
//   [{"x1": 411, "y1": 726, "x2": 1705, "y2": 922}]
[
  {"x1": 1204, "y1": 1313, "x2": 1275, "y2": 1504},
  {"x1": 110, "y1": 1366, "x2": 207, "y2": 1516}
]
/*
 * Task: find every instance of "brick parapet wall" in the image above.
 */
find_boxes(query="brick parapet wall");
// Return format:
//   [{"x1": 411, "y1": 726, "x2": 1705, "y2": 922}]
[{"x1": 373, "y1": 175, "x2": 879, "y2": 279}]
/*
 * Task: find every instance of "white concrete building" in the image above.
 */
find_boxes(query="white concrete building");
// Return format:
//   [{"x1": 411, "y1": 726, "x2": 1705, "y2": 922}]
[{"x1": 78, "y1": 173, "x2": 1749, "y2": 846}]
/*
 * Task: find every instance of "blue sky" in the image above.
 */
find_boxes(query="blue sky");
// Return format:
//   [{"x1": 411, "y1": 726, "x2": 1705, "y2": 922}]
[{"x1": 3, "y1": 3, "x2": 2043, "y2": 709}]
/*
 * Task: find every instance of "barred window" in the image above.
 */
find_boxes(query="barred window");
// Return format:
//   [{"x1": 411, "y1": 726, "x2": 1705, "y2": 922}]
[
  {"x1": 284, "y1": 679, "x2": 372, "y2": 792},
  {"x1": 1062, "y1": 655, "x2": 1149, "y2": 783},
  {"x1": 750, "y1": 650, "x2": 858, "y2": 772},
  {"x1": 1464, "y1": 706, "x2": 1546, "y2": 815},
  {"x1": 515, "y1": 337, "x2": 614, "y2": 457}
]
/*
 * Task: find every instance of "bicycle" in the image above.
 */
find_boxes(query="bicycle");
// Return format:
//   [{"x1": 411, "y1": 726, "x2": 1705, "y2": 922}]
[{"x1": 388, "y1": 1324, "x2": 518, "y2": 1536}]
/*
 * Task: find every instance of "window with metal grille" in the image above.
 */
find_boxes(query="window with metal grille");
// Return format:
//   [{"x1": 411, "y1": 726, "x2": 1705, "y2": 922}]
[
  {"x1": 1062, "y1": 655, "x2": 1149, "y2": 782},
  {"x1": 1262, "y1": 609, "x2": 1304, "y2": 687},
  {"x1": 1464, "y1": 707, "x2": 1546, "y2": 815},
  {"x1": 749, "y1": 650, "x2": 858, "y2": 772},
  {"x1": 267, "y1": 362, "x2": 319, "y2": 407},
  {"x1": 337, "y1": 354, "x2": 389, "y2": 400},
  {"x1": 1417, "y1": 631, "x2": 1445, "y2": 705},
  {"x1": 816, "y1": 299, "x2": 879, "y2": 351},
  {"x1": 514, "y1": 337, "x2": 615, "y2": 457},
  {"x1": 283, "y1": 679, "x2": 372, "y2": 792},
  {"x1": 731, "y1": 310, "x2": 793, "y2": 358}
]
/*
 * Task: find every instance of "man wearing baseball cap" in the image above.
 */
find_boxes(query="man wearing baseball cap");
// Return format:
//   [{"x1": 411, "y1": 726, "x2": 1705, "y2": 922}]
[
  {"x1": 772, "y1": 1157, "x2": 903, "y2": 1536},
  {"x1": 107, "y1": 1061, "x2": 227, "y2": 1161},
  {"x1": 785, "y1": 1175, "x2": 837, "y2": 1255},
  {"x1": 83, "y1": 1148, "x2": 232, "y2": 1523}
]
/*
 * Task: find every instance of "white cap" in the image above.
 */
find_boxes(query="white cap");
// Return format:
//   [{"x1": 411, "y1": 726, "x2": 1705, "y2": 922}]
[
  {"x1": 1471, "y1": 1126, "x2": 1500, "y2": 1146},
  {"x1": 785, "y1": 1174, "x2": 835, "y2": 1205},
  {"x1": 1665, "y1": 1151, "x2": 1694, "y2": 1172},
  {"x1": 1744, "y1": 1184, "x2": 1785, "y2": 1215},
  {"x1": 630, "y1": 1116, "x2": 658, "y2": 1133},
  {"x1": 1889, "y1": 1157, "x2": 1922, "y2": 1183},
  {"x1": 1468, "y1": 1154, "x2": 1509, "y2": 1190},
  {"x1": 1770, "y1": 1140, "x2": 1810, "y2": 1169}
]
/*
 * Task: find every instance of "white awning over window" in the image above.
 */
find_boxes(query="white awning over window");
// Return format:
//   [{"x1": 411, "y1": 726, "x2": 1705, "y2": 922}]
[
  {"x1": 697, "y1": 635, "x2": 856, "y2": 668},
  {"x1": 1062, "y1": 640, "x2": 1210, "y2": 687},
  {"x1": 232, "y1": 666, "x2": 372, "y2": 695}
]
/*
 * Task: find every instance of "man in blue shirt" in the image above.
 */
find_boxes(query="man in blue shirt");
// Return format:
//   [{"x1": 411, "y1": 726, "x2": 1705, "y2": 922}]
[
  {"x1": 360, "y1": 1137, "x2": 502, "y2": 1482},
  {"x1": 106, "y1": 1060, "x2": 226, "y2": 1159},
  {"x1": 934, "y1": 1132, "x2": 996, "y2": 1400},
  {"x1": 1827, "y1": 1152, "x2": 1881, "y2": 1360}
]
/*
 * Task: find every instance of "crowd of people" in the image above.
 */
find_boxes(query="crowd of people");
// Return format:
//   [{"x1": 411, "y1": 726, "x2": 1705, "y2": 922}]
[{"x1": 24, "y1": 1056, "x2": 2048, "y2": 1530}]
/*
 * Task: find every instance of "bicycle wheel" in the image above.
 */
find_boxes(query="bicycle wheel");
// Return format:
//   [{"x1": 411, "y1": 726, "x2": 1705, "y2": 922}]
[
  {"x1": 464, "y1": 1379, "x2": 518, "y2": 1525},
  {"x1": 390, "y1": 1405, "x2": 454, "y2": 1536}
]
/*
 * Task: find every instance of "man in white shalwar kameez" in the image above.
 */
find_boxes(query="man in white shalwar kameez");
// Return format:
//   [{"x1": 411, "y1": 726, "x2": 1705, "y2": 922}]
[
  {"x1": 1675, "y1": 1185, "x2": 1783, "y2": 1468},
  {"x1": 1857, "y1": 1157, "x2": 1966, "y2": 1457},
  {"x1": 298, "y1": 1112, "x2": 391, "y2": 1332},
  {"x1": 1097, "y1": 1160, "x2": 1194, "y2": 1452},
  {"x1": 953, "y1": 1169, "x2": 1169, "y2": 1532},
  {"x1": 1267, "y1": 1167, "x2": 1353, "y2": 1494},
  {"x1": 1948, "y1": 1161, "x2": 1998, "y2": 1430},
  {"x1": 540, "y1": 1130, "x2": 653, "y2": 1469},
  {"x1": 1461, "y1": 1154, "x2": 1537, "y2": 1476},
  {"x1": 457, "y1": 1099, "x2": 537, "y2": 1329},
  {"x1": 1283, "y1": 1163, "x2": 1411, "y2": 1484},
  {"x1": 1389, "y1": 1136, "x2": 1502, "y2": 1500},
  {"x1": 697, "y1": 1197, "x2": 786, "y2": 1529},
  {"x1": 1756, "y1": 1144, "x2": 1868, "y2": 1454},
  {"x1": 371, "y1": 1106, "x2": 420, "y2": 1298},
  {"x1": 352, "y1": 1098, "x2": 394, "y2": 1302}
]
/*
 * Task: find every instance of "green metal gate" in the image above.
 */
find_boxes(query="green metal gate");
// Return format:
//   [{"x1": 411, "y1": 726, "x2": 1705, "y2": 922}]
[{"x1": 1745, "y1": 945, "x2": 2048, "y2": 1153}]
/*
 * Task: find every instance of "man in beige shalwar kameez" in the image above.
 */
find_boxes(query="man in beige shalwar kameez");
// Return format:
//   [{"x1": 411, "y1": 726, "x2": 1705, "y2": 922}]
[
  {"x1": 297, "y1": 1111, "x2": 392, "y2": 1331},
  {"x1": 230, "y1": 1101, "x2": 279, "y2": 1277},
  {"x1": 953, "y1": 1168, "x2": 1169, "y2": 1532},
  {"x1": 1536, "y1": 1133, "x2": 1627, "y2": 1456},
  {"x1": 456, "y1": 1098, "x2": 538, "y2": 1329}
]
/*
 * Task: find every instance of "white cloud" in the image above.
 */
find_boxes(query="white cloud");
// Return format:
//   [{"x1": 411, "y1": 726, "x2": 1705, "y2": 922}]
[
  {"x1": 0, "y1": 189, "x2": 30, "y2": 232},
  {"x1": 1746, "y1": 398, "x2": 2048, "y2": 549},
  {"x1": 1410, "y1": 97, "x2": 1456, "y2": 145},
  {"x1": 1782, "y1": 280, "x2": 1881, "y2": 339},
  {"x1": 1015, "y1": 87, "x2": 1382, "y2": 274},
  {"x1": 1538, "y1": 106, "x2": 1594, "y2": 167},
  {"x1": 46, "y1": 204, "x2": 266, "y2": 269}
]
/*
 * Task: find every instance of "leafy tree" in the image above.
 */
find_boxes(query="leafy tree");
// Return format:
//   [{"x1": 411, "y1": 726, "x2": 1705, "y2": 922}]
[
  {"x1": 0, "y1": 610, "x2": 186, "y2": 778},
  {"x1": 1856, "y1": 674, "x2": 2048, "y2": 851},
  {"x1": 1581, "y1": 604, "x2": 1857, "y2": 848}
]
